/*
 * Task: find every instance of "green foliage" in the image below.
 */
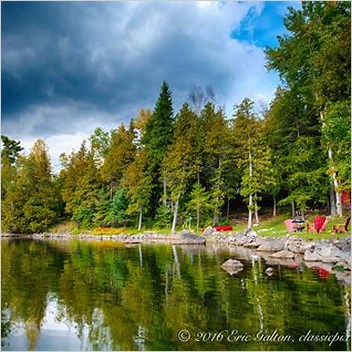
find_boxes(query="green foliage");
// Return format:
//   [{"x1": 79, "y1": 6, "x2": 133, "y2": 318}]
[
  {"x1": 123, "y1": 150, "x2": 152, "y2": 224},
  {"x1": 104, "y1": 189, "x2": 129, "y2": 227},
  {"x1": 154, "y1": 204, "x2": 172, "y2": 229},
  {"x1": 101, "y1": 124, "x2": 136, "y2": 190},
  {"x1": 89, "y1": 127, "x2": 111, "y2": 163},
  {"x1": 187, "y1": 183, "x2": 212, "y2": 230},
  {"x1": 322, "y1": 100, "x2": 351, "y2": 191},
  {"x1": 1, "y1": 135, "x2": 23, "y2": 165},
  {"x1": 143, "y1": 81, "x2": 174, "y2": 170},
  {"x1": 265, "y1": 1, "x2": 350, "y2": 214},
  {"x1": 2, "y1": 139, "x2": 60, "y2": 233}
]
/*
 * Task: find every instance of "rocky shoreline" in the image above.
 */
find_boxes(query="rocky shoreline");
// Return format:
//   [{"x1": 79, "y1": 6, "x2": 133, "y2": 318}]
[{"x1": 2, "y1": 229, "x2": 351, "y2": 283}]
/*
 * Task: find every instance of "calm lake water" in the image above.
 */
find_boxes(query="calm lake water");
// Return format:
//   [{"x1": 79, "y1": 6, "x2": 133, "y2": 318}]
[{"x1": 1, "y1": 239, "x2": 351, "y2": 351}]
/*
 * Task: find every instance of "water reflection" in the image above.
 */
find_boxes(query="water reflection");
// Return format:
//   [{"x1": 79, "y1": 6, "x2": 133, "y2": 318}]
[{"x1": 1, "y1": 239, "x2": 350, "y2": 351}]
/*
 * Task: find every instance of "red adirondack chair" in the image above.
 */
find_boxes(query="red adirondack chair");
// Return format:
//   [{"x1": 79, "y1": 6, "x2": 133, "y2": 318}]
[
  {"x1": 332, "y1": 217, "x2": 351, "y2": 233},
  {"x1": 307, "y1": 216, "x2": 329, "y2": 233},
  {"x1": 284, "y1": 219, "x2": 295, "y2": 233}
]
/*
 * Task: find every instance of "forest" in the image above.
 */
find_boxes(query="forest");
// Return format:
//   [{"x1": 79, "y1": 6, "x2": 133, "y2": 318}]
[{"x1": 1, "y1": 2, "x2": 350, "y2": 234}]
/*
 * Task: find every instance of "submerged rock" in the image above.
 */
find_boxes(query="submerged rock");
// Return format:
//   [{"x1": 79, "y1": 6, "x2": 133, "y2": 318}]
[
  {"x1": 265, "y1": 267, "x2": 274, "y2": 276},
  {"x1": 221, "y1": 259, "x2": 244, "y2": 275}
]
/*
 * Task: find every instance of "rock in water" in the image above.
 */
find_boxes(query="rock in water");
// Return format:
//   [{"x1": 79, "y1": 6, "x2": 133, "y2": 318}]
[
  {"x1": 221, "y1": 259, "x2": 244, "y2": 275},
  {"x1": 265, "y1": 267, "x2": 274, "y2": 276}
]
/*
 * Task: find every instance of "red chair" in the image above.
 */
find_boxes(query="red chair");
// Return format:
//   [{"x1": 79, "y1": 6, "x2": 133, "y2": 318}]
[
  {"x1": 307, "y1": 216, "x2": 329, "y2": 233},
  {"x1": 332, "y1": 217, "x2": 351, "y2": 233},
  {"x1": 284, "y1": 219, "x2": 295, "y2": 233}
]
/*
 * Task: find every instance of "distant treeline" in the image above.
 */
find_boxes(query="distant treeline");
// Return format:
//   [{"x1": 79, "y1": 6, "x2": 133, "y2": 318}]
[{"x1": 1, "y1": 2, "x2": 350, "y2": 233}]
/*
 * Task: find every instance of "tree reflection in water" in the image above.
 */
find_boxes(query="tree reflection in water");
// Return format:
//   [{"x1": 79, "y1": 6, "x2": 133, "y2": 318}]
[{"x1": 1, "y1": 239, "x2": 350, "y2": 351}]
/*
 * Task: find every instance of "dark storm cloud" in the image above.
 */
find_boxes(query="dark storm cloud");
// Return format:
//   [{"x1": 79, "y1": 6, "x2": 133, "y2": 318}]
[{"x1": 2, "y1": 1, "x2": 286, "y2": 170}]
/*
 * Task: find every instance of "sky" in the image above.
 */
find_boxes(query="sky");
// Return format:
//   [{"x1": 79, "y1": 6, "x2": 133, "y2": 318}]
[{"x1": 2, "y1": 1, "x2": 300, "y2": 171}]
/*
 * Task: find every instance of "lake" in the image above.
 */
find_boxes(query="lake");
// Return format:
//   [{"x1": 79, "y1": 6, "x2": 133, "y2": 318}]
[{"x1": 1, "y1": 239, "x2": 350, "y2": 351}]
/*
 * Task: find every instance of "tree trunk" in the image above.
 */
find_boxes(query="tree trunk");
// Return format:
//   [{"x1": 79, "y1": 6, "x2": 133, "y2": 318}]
[
  {"x1": 172, "y1": 245, "x2": 180, "y2": 277},
  {"x1": 213, "y1": 196, "x2": 219, "y2": 226},
  {"x1": 254, "y1": 194, "x2": 259, "y2": 224},
  {"x1": 171, "y1": 199, "x2": 179, "y2": 233},
  {"x1": 330, "y1": 183, "x2": 337, "y2": 216},
  {"x1": 138, "y1": 244, "x2": 143, "y2": 268},
  {"x1": 291, "y1": 200, "x2": 295, "y2": 218},
  {"x1": 273, "y1": 195, "x2": 277, "y2": 217},
  {"x1": 328, "y1": 148, "x2": 342, "y2": 216},
  {"x1": 226, "y1": 197, "x2": 230, "y2": 220},
  {"x1": 163, "y1": 176, "x2": 167, "y2": 207},
  {"x1": 196, "y1": 208, "x2": 200, "y2": 232},
  {"x1": 138, "y1": 206, "x2": 143, "y2": 231},
  {"x1": 248, "y1": 151, "x2": 253, "y2": 230}
]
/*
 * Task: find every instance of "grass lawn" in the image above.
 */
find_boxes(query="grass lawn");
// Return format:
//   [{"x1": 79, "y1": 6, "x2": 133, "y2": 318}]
[
  {"x1": 49, "y1": 213, "x2": 350, "y2": 240},
  {"x1": 255, "y1": 213, "x2": 350, "y2": 240}
]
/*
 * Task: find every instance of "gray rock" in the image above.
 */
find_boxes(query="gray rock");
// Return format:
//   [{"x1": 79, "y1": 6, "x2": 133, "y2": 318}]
[
  {"x1": 231, "y1": 234, "x2": 252, "y2": 246},
  {"x1": 265, "y1": 267, "x2": 274, "y2": 276},
  {"x1": 202, "y1": 226, "x2": 215, "y2": 236},
  {"x1": 221, "y1": 259, "x2": 244, "y2": 275},
  {"x1": 301, "y1": 241, "x2": 316, "y2": 252},
  {"x1": 246, "y1": 229, "x2": 258, "y2": 238},
  {"x1": 270, "y1": 250, "x2": 295, "y2": 259},
  {"x1": 257, "y1": 238, "x2": 286, "y2": 252},
  {"x1": 333, "y1": 260, "x2": 350, "y2": 271},
  {"x1": 304, "y1": 250, "x2": 323, "y2": 262},
  {"x1": 172, "y1": 232, "x2": 206, "y2": 245}
]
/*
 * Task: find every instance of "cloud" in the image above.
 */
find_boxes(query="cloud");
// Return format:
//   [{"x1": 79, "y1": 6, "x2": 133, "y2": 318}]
[{"x1": 2, "y1": 1, "x2": 292, "y2": 168}]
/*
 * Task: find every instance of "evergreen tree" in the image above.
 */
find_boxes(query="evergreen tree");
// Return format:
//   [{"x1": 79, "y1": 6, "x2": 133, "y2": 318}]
[
  {"x1": 200, "y1": 103, "x2": 229, "y2": 225},
  {"x1": 101, "y1": 124, "x2": 136, "y2": 199},
  {"x1": 2, "y1": 139, "x2": 60, "y2": 233},
  {"x1": 60, "y1": 142, "x2": 103, "y2": 227},
  {"x1": 232, "y1": 99, "x2": 274, "y2": 228},
  {"x1": 162, "y1": 103, "x2": 199, "y2": 233},
  {"x1": 187, "y1": 183, "x2": 211, "y2": 232},
  {"x1": 123, "y1": 150, "x2": 153, "y2": 230},
  {"x1": 142, "y1": 81, "x2": 174, "y2": 216}
]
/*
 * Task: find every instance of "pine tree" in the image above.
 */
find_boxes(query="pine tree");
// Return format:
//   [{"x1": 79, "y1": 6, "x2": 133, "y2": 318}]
[
  {"x1": 142, "y1": 81, "x2": 174, "y2": 216},
  {"x1": 2, "y1": 139, "x2": 60, "y2": 233},
  {"x1": 162, "y1": 103, "x2": 199, "y2": 233},
  {"x1": 101, "y1": 124, "x2": 136, "y2": 199},
  {"x1": 123, "y1": 150, "x2": 152, "y2": 230}
]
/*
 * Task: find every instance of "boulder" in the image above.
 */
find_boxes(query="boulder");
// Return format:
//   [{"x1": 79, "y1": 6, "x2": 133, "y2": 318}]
[
  {"x1": 304, "y1": 250, "x2": 323, "y2": 262},
  {"x1": 246, "y1": 229, "x2": 258, "y2": 238},
  {"x1": 231, "y1": 234, "x2": 252, "y2": 246},
  {"x1": 300, "y1": 240, "x2": 316, "y2": 251},
  {"x1": 265, "y1": 267, "x2": 274, "y2": 276},
  {"x1": 221, "y1": 259, "x2": 244, "y2": 275},
  {"x1": 270, "y1": 250, "x2": 295, "y2": 259},
  {"x1": 173, "y1": 231, "x2": 206, "y2": 245},
  {"x1": 257, "y1": 238, "x2": 286, "y2": 252},
  {"x1": 202, "y1": 226, "x2": 215, "y2": 236}
]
